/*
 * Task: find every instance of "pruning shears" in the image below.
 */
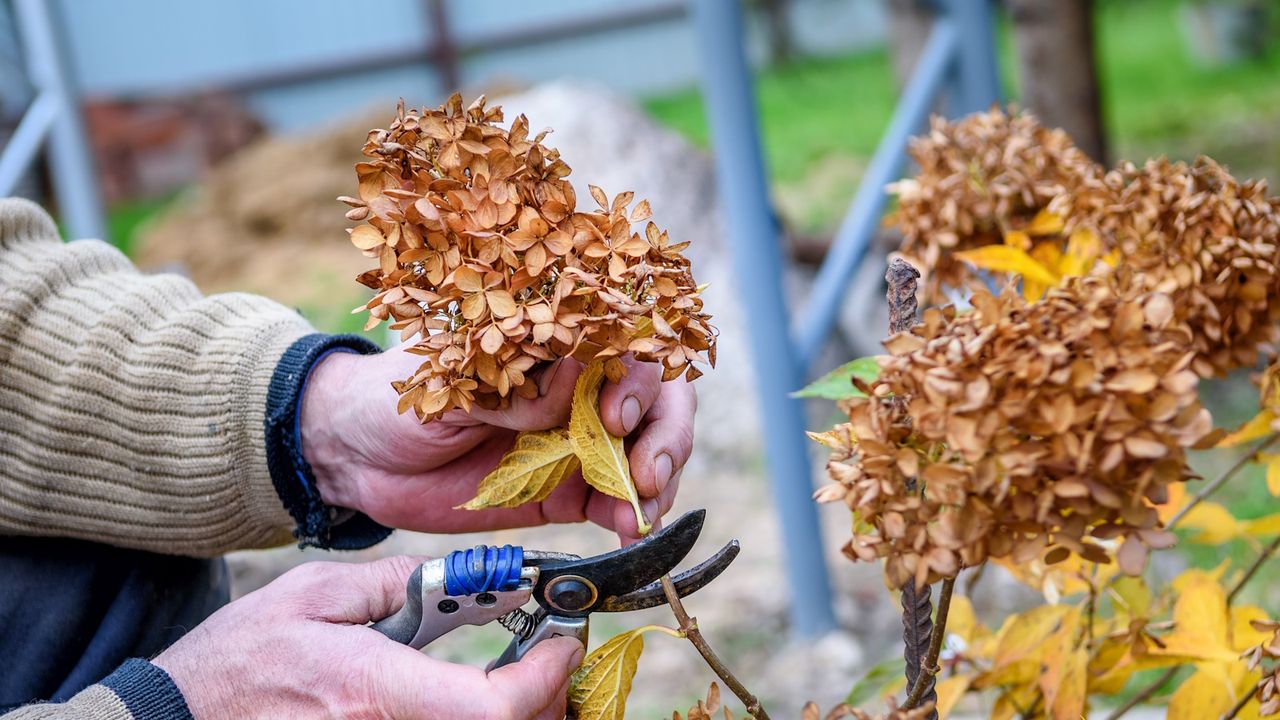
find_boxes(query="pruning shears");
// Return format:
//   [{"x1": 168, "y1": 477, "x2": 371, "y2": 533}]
[{"x1": 371, "y1": 509, "x2": 738, "y2": 666}]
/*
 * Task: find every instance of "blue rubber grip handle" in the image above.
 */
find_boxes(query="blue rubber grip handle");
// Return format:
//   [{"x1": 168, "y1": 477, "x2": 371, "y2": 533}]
[{"x1": 444, "y1": 544, "x2": 524, "y2": 596}]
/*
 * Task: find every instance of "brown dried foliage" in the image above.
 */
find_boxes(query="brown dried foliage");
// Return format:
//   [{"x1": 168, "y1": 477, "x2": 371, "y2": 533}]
[
  {"x1": 341, "y1": 94, "x2": 715, "y2": 420},
  {"x1": 896, "y1": 109, "x2": 1280, "y2": 379},
  {"x1": 818, "y1": 279, "x2": 1212, "y2": 587},
  {"x1": 1055, "y1": 156, "x2": 1280, "y2": 377},
  {"x1": 890, "y1": 108, "x2": 1100, "y2": 300},
  {"x1": 1245, "y1": 620, "x2": 1280, "y2": 716}
]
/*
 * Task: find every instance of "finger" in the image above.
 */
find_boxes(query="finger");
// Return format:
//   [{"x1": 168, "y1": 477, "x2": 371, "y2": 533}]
[
  {"x1": 279, "y1": 556, "x2": 425, "y2": 624},
  {"x1": 628, "y1": 380, "x2": 696, "y2": 498},
  {"x1": 533, "y1": 677, "x2": 573, "y2": 720},
  {"x1": 589, "y1": 474, "x2": 679, "y2": 546},
  {"x1": 598, "y1": 357, "x2": 663, "y2": 437},
  {"x1": 489, "y1": 637, "x2": 585, "y2": 716},
  {"x1": 459, "y1": 358, "x2": 584, "y2": 431}
]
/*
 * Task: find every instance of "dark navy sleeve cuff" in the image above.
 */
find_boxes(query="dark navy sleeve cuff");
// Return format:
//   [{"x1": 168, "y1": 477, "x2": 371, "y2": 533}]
[
  {"x1": 265, "y1": 333, "x2": 393, "y2": 550},
  {"x1": 100, "y1": 659, "x2": 192, "y2": 720}
]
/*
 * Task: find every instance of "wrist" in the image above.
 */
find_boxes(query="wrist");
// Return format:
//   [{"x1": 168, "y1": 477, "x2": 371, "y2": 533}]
[{"x1": 300, "y1": 350, "x2": 363, "y2": 510}]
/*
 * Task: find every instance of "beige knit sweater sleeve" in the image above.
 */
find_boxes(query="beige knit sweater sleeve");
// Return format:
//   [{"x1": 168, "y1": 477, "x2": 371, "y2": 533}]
[{"x1": 0, "y1": 197, "x2": 313, "y2": 556}]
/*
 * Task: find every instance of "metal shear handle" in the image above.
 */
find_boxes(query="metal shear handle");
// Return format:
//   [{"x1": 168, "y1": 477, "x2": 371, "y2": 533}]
[{"x1": 371, "y1": 546, "x2": 536, "y2": 649}]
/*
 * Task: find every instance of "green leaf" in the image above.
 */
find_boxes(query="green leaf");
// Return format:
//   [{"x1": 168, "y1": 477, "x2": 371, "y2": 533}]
[
  {"x1": 794, "y1": 357, "x2": 881, "y2": 400},
  {"x1": 844, "y1": 656, "x2": 902, "y2": 707}
]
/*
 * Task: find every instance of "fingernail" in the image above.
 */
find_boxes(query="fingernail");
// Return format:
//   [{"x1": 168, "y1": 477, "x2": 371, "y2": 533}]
[
  {"x1": 621, "y1": 396, "x2": 642, "y2": 434},
  {"x1": 653, "y1": 452, "x2": 673, "y2": 494},
  {"x1": 641, "y1": 498, "x2": 660, "y2": 525},
  {"x1": 570, "y1": 645, "x2": 586, "y2": 669}
]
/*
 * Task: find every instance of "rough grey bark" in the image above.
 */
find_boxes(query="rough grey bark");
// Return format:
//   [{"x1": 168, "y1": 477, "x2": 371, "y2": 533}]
[{"x1": 1007, "y1": 0, "x2": 1108, "y2": 163}]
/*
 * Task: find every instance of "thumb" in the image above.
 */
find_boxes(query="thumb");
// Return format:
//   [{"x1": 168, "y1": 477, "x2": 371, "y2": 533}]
[
  {"x1": 488, "y1": 637, "x2": 586, "y2": 715},
  {"x1": 280, "y1": 556, "x2": 425, "y2": 624}
]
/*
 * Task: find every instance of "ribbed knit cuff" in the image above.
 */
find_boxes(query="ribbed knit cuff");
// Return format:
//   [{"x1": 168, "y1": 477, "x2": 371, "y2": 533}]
[
  {"x1": 99, "y1": 660, "x2": 192, "y2": 720},
  {"x1": 265, "y1": 333, "x2": 393, "y2": 550}
]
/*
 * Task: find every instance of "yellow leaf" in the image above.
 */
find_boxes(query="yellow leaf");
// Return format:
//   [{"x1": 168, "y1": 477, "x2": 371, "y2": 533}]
[
  {"x1": 946, "y1": 595, "x2": 979, "y2": 644},
  {"x1": 569, "y1": 626, "x2": 677, "y2": 720},
  {"x1": 1043, "y1": 643, "x2": 1087, "y2": 720},
  {"x1": 1025, "y1": 209, "x2": 1065, "y2": 236},
  {"x1": 570, "y1": 360, "x2": 649, "y2": 534},
  {"x1": 1232, "y1": 605, "x2": 1273, "y2": 652},
  {"x1": 975, "y1": 605, "x2": 1071, "y2": 688},
  {"x1": 1157, "y1": 482, "x2": 1187, "y2": 525},
  {"x1": 1244, "y1": 512, "x2": 1280, "y2": 537},
  {"x1": 1024, "y1": 242, "x2": 1065, "y2": 302},
  {"x1": 1168, "y1": 664, "x2": 1261, "y2": 720},
  {"x1": 1153, "y1": 571, "x2": 1240, "y2": 663},
  {"x1": 1178, "y1": 501, "x2": 1245, "y2": 544},
  {"x1": 457, "y1": 430, "x2": 579, "y2": 509},
  {"x1": 955, "y1": 245, "x2": 1061, "y2": 286},
  {"x1": 1003, "y1": 230, "x2": 1032, "y2": 250},
  {"x1": 1217, "y1": 409, "x2": 1277, "y2": 448},
  {"x1": 1268, "y1": 456, "x2": 1280, "y2": 497},
  {"x1": 935, "y1": 675, "x2": 972, "y2": 719},
  {"x1": 1059, "y1": 229, "x2": 1102, "y2": 277}
]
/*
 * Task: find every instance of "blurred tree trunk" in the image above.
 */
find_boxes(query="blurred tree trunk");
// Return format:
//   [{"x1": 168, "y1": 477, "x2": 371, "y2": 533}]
[
  {"x1": 758, "y1": 0, "x2": 795, "y2": 63},
  {"x1": 886, "y1": 0, "x2": 934, "y2": 89},
  {"x1": 1006, "y1": 0, "x2": 1108, "y2": 163}
]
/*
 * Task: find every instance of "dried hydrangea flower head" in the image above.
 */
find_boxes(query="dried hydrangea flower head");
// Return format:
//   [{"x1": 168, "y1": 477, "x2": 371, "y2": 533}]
[
  {"x1": 340, "y1": 95, "x2": 715, "y2": 421},
  {"x1": 818, "y1": 279, "x2": 1211, "y2": 587},
  {"x1": 890, "y1": 108, "x2": 1100, "y2": 302},
  {"x1": 1055, "y1": 156, "x2": 1280, "y2": 377}
]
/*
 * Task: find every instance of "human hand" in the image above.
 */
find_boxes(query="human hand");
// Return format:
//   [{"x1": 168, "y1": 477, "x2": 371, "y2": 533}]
[
  {"x1": 153, "y1": 556, "x2": 584, "y2": 720},
  {"x1": 300, "y1": 345, "x2": 695, "y2": 544}
]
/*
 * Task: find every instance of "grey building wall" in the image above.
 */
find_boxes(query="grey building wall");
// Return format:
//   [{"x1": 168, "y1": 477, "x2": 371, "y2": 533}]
[{"x1": 55, "y1": 0, "x2": 887, "y2": 131}]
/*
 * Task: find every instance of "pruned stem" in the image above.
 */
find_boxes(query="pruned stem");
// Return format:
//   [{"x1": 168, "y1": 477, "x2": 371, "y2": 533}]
[
  {"x1": 660, "y1": 575, "x2": 770, "y2": 719},
  {"x1": 903, "y1": 576, "x2": 956, "y2": 715},
  {"x1": 1221, "y1": 686, "x2": 1256, "y2": 720}
]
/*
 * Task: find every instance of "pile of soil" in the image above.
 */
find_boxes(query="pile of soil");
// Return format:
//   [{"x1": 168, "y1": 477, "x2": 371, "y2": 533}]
[{"x1": 135, "y1": 109, "x2": 389, "y2": 318}]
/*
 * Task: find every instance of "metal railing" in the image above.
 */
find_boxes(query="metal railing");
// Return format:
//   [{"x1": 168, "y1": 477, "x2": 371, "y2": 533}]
[
  {"x1": 690, "y1": 0, "x2": 1000, "y2": 637},
  {"x1": 0, "y1": 0, "x2": 104, "y2": 240}
]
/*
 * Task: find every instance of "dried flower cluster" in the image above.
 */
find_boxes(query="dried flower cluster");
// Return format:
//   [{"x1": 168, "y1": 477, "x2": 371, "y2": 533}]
[
  {"x1": 1245, "y1": 620, "x2": 1280, "y2": 716},
  {"x1": 341, "y1": 95, "x2": 715, "y2": 420},
  {"x1": 817, "y1": 279, "x2": 1213, "y2": 587},
  {"x1": 895, "y1": 109, "x2": 1280, "y2": 379},
  {"x1": 1055, "y1": 156, "x2": 1280, "y2": 376},
  {"x1": 890, "y1": 108, "x2": 1099, "y2": 301}
]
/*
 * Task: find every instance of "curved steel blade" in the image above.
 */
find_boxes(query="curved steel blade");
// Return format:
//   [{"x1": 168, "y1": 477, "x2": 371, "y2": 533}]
[
  {"x1": 596, "y1": 539, "x2": 740, "y2": 612},
  {"x1": 526, "y1": 509, "x2": 705, "y2": 616}
]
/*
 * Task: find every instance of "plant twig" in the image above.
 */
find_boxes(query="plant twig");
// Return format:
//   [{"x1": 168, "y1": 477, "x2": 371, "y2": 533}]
[
  {"x1": 1167, "y1": 434, "x2": 1279, "y2": 529},
  {"x1": 1104, "y1": 668, "x2": 1178, "y2": 720},
  {"x1": 903, "y1": 576, "x2": 956, "y2": 714},
  {"x1": 1221, "y1": 687, "x2": 1256, "y2": 720},
  {"x1": 660, "y1": 575, "x2": 770, "y2": 719},
  {"x1": 1229, "y1": 533, "x2": 1280, "y2": 604}
]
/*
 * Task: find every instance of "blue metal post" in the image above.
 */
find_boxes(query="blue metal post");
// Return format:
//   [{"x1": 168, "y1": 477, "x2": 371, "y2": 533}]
[
  {"x1": 690, "y1": 0, "x2": 836, "y2": 636},
  {"x1": 938, "y1": 0, "x2": 1001, "y2": 116},
  {"x1": 11, "y1": 0, "x2": 105, "y2": 240},
  {"x1": 794, "y1": 20, "x2": 958, "y2": 368}
]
